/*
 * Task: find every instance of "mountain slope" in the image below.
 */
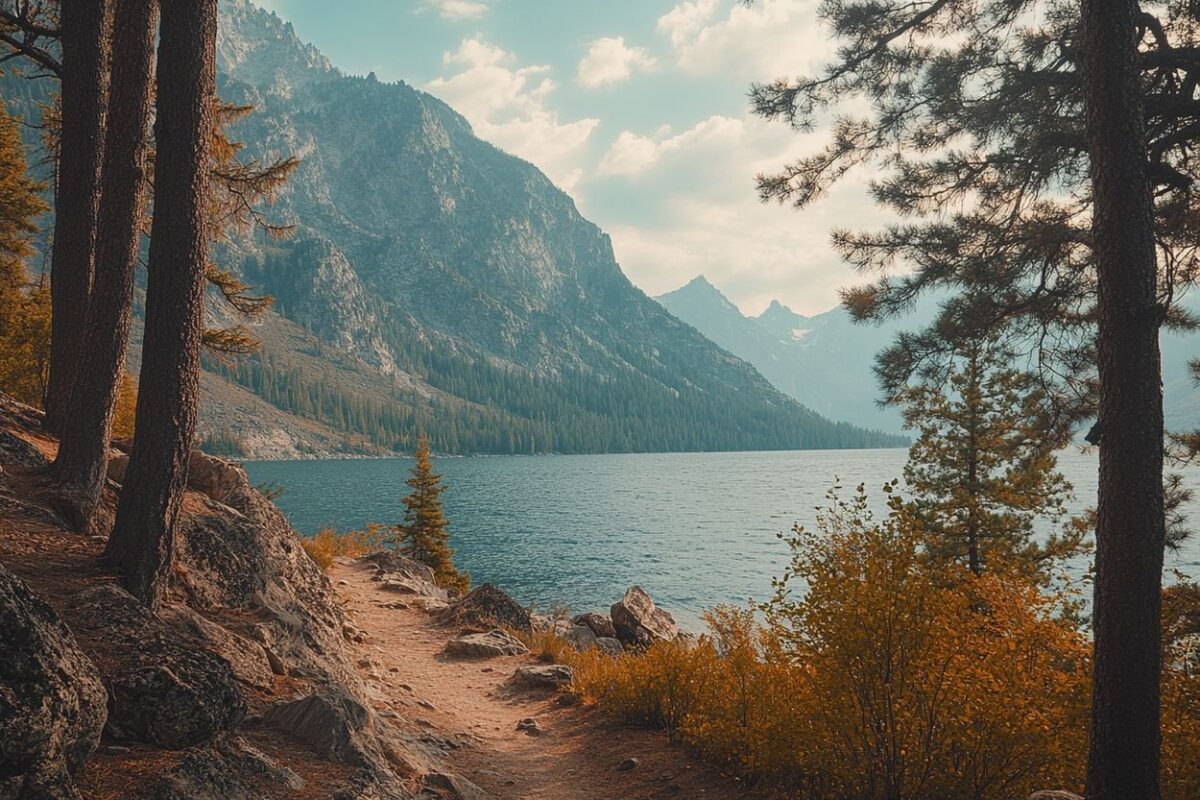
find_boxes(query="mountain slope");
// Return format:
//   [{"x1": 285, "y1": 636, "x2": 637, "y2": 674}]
[
  {"x1": 658, "y1": 277, "x2": 920, "y2": 433},
  {"x1": 659, "y1": 276, "x2": 1200, "y2": 436},
  {"x1": 191, "y1": 0, "x2": 902, "y2": 455}
]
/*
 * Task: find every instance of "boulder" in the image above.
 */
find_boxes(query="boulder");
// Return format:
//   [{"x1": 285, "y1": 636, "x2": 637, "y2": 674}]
[
  {"x1": 512, "y1": 664, "x2": 573, "y2": 689},
  {"x1": 424, "y1": 772, "x2": 491, "y2": 800},
  {"x1": 108, "y1": 451, "x2": 254, "y2": 510},
  {"x1": 69, "y1": 584, "x2": 245, "y2": 749},
  {"x1": 0, "y1": 429, "x2": 47, "y2": 470},
  {"x1": 0, "y1": 565, "x2": 106, "y2": 800},
  {"x1": 380, "y1": 576, "x2": 448, "y2": 601},
  {"x1": 141, "y1": 735, "x2": 305, "y2": 800},
  {"x1": 595, "y1": 637, "x2": 624, "y2": 656},
  {"x1": 610, "y1": 586, "x2": 678, "y2": 647},
  {"x1": 362, "y1": 551, "x2": 435, "y2": 584},
  {"x1": 263, "y1": 690, "x2": 372, "y2": 765},
  {"x1": 562, "y1": 624, "x2": 599, "y2": 652},
  {"x1": 173, "y1": 482, "x2": 353, "y2": 686},
  {"x1": 572, "y1": 612, "x2": 616, "y2": 639},
  {"x1": 444, "y1": 629, "x2": 530, "y2": 658},
  {"x1": 159, "y1": 605, "x2": 275, "y2": 691},
  {"x1": 438, "y1": 584, "x2": 531, "y2": 634}
]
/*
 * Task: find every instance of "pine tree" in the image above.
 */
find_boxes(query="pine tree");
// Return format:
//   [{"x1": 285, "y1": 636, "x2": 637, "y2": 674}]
[
  {"x1": 0, "y1": 96, "x2": 50, "y2": 405},
  {"x1": 898, "y1": 339, "x2": 1085, "y2": 580},
  {"x1": 41, "y1": 0, "x2": 111, "y2": 434},
  {"x1": 393, "y1": 436, "x2": 468, "y2": 594},
  {"x1": 105, "y1": 0, "x2": 218, "y2": 610},
  {"x1": 52, "y1": 0, "x2": 158, "y2": 532}
]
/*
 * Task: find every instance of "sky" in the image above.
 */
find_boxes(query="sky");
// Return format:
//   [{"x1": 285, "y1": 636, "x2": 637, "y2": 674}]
[{"x1": 250, "y1": 0, "x2": 890, "y2": 316}]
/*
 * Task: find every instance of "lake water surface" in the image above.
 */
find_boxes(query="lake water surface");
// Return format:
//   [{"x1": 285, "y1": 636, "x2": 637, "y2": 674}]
[{"x1": 245, "y1": 449, "x2": 1200, "y2": 629}]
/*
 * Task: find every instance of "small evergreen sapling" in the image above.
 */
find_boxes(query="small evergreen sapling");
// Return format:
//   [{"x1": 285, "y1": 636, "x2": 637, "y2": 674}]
[{"x1": 394, "y1": 436, "x2": 469, "y2": 595}]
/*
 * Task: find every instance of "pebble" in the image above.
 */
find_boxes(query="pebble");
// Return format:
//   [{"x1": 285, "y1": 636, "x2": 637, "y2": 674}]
[{"x1": 619, "y1": 757, "x2": 639, "y2": 771}]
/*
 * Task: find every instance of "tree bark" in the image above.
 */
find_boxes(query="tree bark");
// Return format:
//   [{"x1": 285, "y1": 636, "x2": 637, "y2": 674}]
[
  {"x1": 1081, "y1": 0, "x2": 1166, "y2": 796},
  {"x1": 104, "y1": 0, "x2": 217, "y2": 610},
  {"x1": 43, "y1": 0, "x2": 110, "y2": 434},
  {"x1": 52, "y1": 0, "x2": 158, "y2": 533}
]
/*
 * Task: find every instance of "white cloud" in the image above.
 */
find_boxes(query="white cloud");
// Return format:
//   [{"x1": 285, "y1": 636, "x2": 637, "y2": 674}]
[
  {"x1": 656, "y1": 0, "x2": 720, "y2": 48},
  {"x1": 424, "y1": 0, "x2": 490, "y2": 21},
  {"x1": 657, "y1": 0, "x2": 831, "y2": 79},
  {"x1": 595, "y1": 113, "x2": 892, "y2": 314},
  {"x1": 598, "y1": 116, "x2": 743, "y2": 177},
  {"x1": 577, "y1": 36, "x2": 658, "y2": 88},
  {"x1": 426, "y1": 38, "x2": 599, "y2": 191}
]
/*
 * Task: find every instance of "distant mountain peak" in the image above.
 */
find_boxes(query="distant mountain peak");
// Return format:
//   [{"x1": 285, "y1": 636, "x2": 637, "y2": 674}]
[{"x1": 658, "y1": 275, "x2": 742, "y2": 315}]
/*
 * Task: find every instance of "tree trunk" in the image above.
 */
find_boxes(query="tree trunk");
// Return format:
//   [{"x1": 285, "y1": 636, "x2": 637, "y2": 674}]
[
  {"x1": 43, "y1": 0, "x2": 110, "y2": 433},
  {"x1": 1081, "y1": 0, "x2": 1166, "y2": 796},
  {"x1": 52, "y1": 0, "x2": 158, "y2": 533},
  {"x1": 104, "y1": 0, "x2": 217, "y2": 610}
]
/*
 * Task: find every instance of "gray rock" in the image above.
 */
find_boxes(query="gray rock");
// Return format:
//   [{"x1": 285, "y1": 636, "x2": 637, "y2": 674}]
[
  {"x1": 444, "y1": 629, "x2": 530, "y2": 658},
  {"x1": 362, "y1": 551, "x2": 436, "y2": 584},
  {"x1": 611, "y1": 586, "x2": 678, "y2": 647},
  {"x1": 0, "y1": 429, "x2": 47, "y2": 470},
  {"x1": 263, "y1": 690, "x2": 372, "y2": 765},
  {"x1": 512, "y1": 664, "x2": 573, "y2": 688},
  {"x1": 69, "y1": 584, "x2": 244, "y2": 749},
  {"x1": 142, "y1": 735, "x2": 305, "y2": 800},
  {"x1": 618, "y1": 757, "x2": 639, "y2": 771},
  {"x1": 159, "y1": 605, "x2": 275, "y2": 691},
  {"x1": 1028, "y1": 793, "x2": 1084, "y2": 800},
  {"x1": 562, "y1": 623, "x2": 599, "y2": 652},
  {"x1": 516, "y1": 717, "x2": 543, "y2": 737},
  {"x1": 438, "y1": 584, "x2": 531, "y2": 633},
  {"x1": 108, "y1": 451, "x2": 253, "y2": 510},
  {"x1": 595, "y1": 637, "x2": 624, "y2": 656},
  {"x1": 424, "y1": 772, "x2": 491, "y2": 800},
  {"x1": 0, "y1": 565, "x2": 106, "y2": 800},
  {"x1": 572, "y1": 611, "x2": 616, "y2": 639}
]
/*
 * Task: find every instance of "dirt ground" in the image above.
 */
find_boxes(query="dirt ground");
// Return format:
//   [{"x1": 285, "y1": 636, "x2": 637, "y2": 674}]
[{"x1": 329, "y1": 558, "x2": 762, "y2": 800}]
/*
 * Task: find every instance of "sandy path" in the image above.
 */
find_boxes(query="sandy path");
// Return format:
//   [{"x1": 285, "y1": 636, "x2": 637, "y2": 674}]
[{"x1": 329, "y1": 559, "x2": 761, "y2": 800}]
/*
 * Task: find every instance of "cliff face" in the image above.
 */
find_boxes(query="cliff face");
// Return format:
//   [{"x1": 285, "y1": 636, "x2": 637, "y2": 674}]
[{"x1": 195, "y1": 0, "x2": 901, "y2": 455}]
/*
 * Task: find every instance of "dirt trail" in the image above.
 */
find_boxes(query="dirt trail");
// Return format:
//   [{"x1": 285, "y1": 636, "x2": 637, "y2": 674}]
[{"x1": 330, "y1": 559, "x2": 760, "y2": 800}]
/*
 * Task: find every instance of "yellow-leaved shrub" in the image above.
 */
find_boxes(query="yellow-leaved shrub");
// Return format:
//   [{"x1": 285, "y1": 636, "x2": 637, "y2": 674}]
[
  {"x1": 570, "y1": 484, "x2": 1197, "y2": 799},
  {"x1": 301, "y1": 524, "x2": 388, "y2": 571}
]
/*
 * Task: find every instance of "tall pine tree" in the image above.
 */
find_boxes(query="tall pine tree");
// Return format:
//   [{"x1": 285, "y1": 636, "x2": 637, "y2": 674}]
[{"x1": 394, "y1": 436, "x2": 468, "y2": 595}]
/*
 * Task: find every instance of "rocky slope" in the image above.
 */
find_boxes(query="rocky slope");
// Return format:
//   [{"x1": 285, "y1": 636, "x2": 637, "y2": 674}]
[{"x1": 0, "y1": 391, "x2": 762, "y2": 800}]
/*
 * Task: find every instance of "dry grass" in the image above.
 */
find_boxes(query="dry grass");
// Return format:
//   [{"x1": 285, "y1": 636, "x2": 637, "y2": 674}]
[{"x1": 301, "y1": 525, "x2": 389, "y2": 571}]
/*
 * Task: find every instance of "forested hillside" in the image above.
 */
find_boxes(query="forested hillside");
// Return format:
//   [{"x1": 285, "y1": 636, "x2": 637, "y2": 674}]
[{"x1": 2, "y1": 0, "x2": 903, "y2": 457}]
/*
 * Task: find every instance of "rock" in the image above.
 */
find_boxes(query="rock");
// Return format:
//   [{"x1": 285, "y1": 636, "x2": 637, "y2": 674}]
[
  {"x1": 263, "y1": 690, "x2": 372, "y2": 765},
  {"x1": 610, "y1": 586, "x2": 678, "y2": 647},
  {"x1": 0, "y1": 565, "x2": 106, "y2": 800},
  {"x1": 563, "y1": 623, "x2": 599, "y2": 651},
  {"x1": 423, "y1": 772, "x2": 491, "y2": 800},
  {"x1": 159, "y1": 605, "x2": 275, "y2": 691},
  {"x1": 186, "y1": 451, "x2": 255, "y2": 507},
  {"x1": 512, "y1": 664, "x2": 573, "y2": 688},
  {"x1": 0, "y1": 429, "x2": 47, "y2": 470},
  {"x1": 69, "y1": 584, "x2": 245, "y2": 749},
  {"x1": 173, "y1": 480, "x2": 353, "y2": 686},
  {"x1": 142, "y1": 735, "x2": 305, "y2": 800},
  {"x1": 381, "y1": 576, "x2": 448, "y2": 601},
  {"x1": 515, "y1": 717, "x2": 543, "y2": 736},
  {"x1": 438, "y1": 584, "x2": 531, "y2": 634},
  {"x1": 618, "y1": 757, "x2": 639, "y2": 771},
  {"x1": 572, "y1": 612, "x2": 616, "y2": 639},
  {"x1": 362, "y1": 551, "x2": 436, "y2": 584},
  {"x1": 1028, "y1": 793, "x2": 1084, "y2": 800},
  {"x1": 445, "y1": 629, "x2": 530, "y2": 659},
  {"x1": 595, "y1": 637, "x2": 624, "y2": 656}
]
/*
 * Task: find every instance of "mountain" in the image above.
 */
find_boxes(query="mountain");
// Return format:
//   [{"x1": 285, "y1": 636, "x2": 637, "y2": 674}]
[
  {"x1": 3, "y1": 0, "x2": 904, "y2": 457},
  {"x1": 657, "y1": 277, "x2": 921, "y2": 433},
  {"x1": 659, "y1": 276, "x2": 1200, "y2": 436}
]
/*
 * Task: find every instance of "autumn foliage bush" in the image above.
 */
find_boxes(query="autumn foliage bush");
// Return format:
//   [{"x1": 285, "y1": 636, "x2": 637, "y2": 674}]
[
  {"x1": 301, "y1": 524, "x2": 388, "y2": 571},
  {"x1": 571, "y1": 485, "x2": 1200, "y2": 799}
]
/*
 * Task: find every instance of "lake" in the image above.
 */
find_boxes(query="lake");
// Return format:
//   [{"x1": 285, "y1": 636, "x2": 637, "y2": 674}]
[{"x1": 245, "y1": 449, "x2": 1200, "y2": 630}]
